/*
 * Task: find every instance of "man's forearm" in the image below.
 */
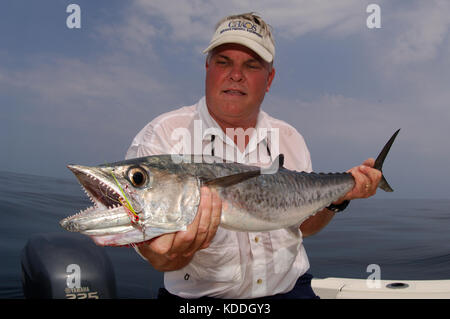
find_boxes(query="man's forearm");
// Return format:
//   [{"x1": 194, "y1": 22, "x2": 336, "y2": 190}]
[
  {"x1": 137, "y1": 245, "x2": 194, "y2": 272},
  {"x1": 299, "y1": 208, "x2": 335, "y2": 238}
]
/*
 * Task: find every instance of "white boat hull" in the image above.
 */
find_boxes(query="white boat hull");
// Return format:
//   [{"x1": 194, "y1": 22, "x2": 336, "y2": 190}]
[{"x1": 312, "y1": 277, "x2": 450, "y2": 299}]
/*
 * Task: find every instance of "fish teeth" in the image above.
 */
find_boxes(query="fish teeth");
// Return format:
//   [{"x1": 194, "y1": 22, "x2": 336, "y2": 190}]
[
  {"x1": 79, "y1": 184, "x2": 97, "y2": 206},
  {"x1": 63, "y1": 205, "x2": 95, "y2": 221},
  {"x1": 77, "y1": 170, "x2": 123, "y2": 208},
  {"x1": 67, "y1": 167, "x2": 132, "y2": 220},
  {"x1": 78, "y1": 206, "x2": 95, "y2": 215}
]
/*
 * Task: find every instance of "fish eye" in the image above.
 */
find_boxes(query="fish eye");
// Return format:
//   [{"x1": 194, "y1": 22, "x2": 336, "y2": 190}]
[{"x1": 127, "y1": 166, "x2": 148, "y2": 188}]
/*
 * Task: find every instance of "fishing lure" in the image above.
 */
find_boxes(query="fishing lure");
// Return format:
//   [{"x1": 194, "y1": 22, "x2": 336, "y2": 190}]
[
  {"x1": 109, "y1": 168, "x2": 140, "y2": 224},
  {"x1": 102, "y1": 166, "x2": 148, "y2": 244}
]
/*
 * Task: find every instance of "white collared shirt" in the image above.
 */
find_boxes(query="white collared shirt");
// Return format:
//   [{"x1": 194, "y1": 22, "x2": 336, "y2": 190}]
[{"x1": 126, "y1": 97, "x2": 313, "y2": 298}]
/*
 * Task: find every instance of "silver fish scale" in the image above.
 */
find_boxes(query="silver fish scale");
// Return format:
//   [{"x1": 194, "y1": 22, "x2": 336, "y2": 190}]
[
  {"x1": 148, "y1": 156, "x2": 355, "y2": 216},
  {"x1": 107, "y1": 154, "x2": 256, "y2": 179},
  {"x1": 219, "y1": 170, "x2": 355, "y2": 222},
  {"x1": 158, "y1": 155, "x2": 356, "y2": 226},
  {"x1": 105, "y1": 155, "x2": 354, "y2": 224}
]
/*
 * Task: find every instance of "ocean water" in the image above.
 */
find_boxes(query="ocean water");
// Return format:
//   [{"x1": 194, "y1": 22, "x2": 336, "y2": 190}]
[{"x1": 1, "y1": 170, "x2": 449, "y2": 299}]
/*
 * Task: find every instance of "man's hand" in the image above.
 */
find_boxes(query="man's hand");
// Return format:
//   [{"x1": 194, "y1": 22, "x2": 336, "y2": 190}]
[
  {"x1": 137, "y1": 186, "x2": 222, "y2": 271},
  {"x1": 336, "y1": 157, "x2": 382, "y2": 203},
  {"x1": 301, "y1": 158, "x2": 382, "y2": 237}
]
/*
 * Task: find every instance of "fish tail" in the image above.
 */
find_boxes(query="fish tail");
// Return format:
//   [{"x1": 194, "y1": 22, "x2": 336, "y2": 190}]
[{"x1": 373, "y1": 129, "x2": 400, "y2": 192}]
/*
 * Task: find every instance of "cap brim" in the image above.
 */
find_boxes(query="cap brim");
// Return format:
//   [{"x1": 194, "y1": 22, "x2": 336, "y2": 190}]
[{"x1": 203, "y1": 35, "x2": 273, "y2": 63}]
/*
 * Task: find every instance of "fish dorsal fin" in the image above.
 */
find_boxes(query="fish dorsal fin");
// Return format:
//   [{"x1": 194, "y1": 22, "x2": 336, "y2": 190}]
[
  {"x1": 203, "y1": 170, "x2": 261, "y2": 188},
  {"x1": 260, "y1": 154, "x2": 284, "y2": 175},
  {"x1": 203, "y1": 154, "x2": 285, "y2": 188},
  {"x1": 278, "y1": 154, "x2": 284, "y2": 168}
]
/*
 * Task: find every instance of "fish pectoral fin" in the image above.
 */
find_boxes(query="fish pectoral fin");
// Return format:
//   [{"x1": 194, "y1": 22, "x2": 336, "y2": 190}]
[{"x1": 203, "y1": 170, "x2": 261, "y2": 188}]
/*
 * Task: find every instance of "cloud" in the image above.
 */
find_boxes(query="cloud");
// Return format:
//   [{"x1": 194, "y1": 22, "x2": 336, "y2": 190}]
[
  {"x1": 2, "y1": 0, "x2": 449, "y2": 131},
  {"x1": 1, "y1": 0, "x2": 449, "y2": 197},
  {"x1": 0, "y1": 55, "x2": 165, "y2": 106},
  {"x1": 0, "y1": 53, "x2": 176, "y2": 152},
  {"x1": 357, "y1": 0, "x2": 450, "y2": 79},
  {"x1": 98, "y1": 0, "x2": 219, "y2": 57},
  {"x1": 124, "y1": 0, "x2": 366, "y2": 44},
  {"x1": 263, "y1": 89, "x2": 450, "y2": 161},
  {"x1": 262, "y1": 0, "x2": 365, "y2": 38},
  {"x1": 121, "y1": 0, "x2": 450, "y2": 69},
  {"x1": 384, "y1": 0, "x2": 450, "y2": 65},
  {"x1": 263, "y1": 93, "x2": 400, "y2": 143},
  {"x1": 95, "y1": 9, "x2": 158, "y2": 57}
]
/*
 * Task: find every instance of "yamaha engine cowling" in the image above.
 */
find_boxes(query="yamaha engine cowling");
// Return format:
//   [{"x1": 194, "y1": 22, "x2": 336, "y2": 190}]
[{"x1": 21, "y1": 232, "x2": 116, "y2": 299}]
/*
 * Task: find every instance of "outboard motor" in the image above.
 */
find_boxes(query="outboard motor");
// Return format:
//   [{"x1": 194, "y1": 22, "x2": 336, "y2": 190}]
[{"x1": 21, "y1": 232, "x2": 116, "y2": 299}]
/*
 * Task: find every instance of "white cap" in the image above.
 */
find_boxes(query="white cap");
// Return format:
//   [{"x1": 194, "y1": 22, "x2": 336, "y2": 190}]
[{"x1": 203, "y1": 18, "x2": 275, "y2": 63}]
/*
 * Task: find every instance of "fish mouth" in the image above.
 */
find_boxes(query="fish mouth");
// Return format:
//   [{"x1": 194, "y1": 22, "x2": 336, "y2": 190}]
[
  {"x1": 68, "y1": 165, "x2": 123, "y2": 209},
  {"x1": 60, "y1": 165, "x2": 131, "y2": 233}
]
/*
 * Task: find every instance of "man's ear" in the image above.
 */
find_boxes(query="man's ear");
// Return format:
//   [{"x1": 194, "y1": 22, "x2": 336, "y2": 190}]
[
  {"x1": 205, "y1": 53, "x2": 212, "y2": 70},
  {"x1": 266, "y1": 67, "x2": 276, "y2": 92}
]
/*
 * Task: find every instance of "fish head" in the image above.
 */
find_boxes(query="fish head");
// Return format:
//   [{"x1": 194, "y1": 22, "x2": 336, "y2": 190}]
[{"x1": 60, "y1": 160, "x2": 200, "y2": 246}]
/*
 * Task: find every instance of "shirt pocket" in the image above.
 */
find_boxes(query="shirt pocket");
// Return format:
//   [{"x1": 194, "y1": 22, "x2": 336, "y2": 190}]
[
  {"x1": 188, "y1": 229, "x2": 242, "y2": 283},
  {"x1": 270, "y1": 227, "x2": 302, "y2": 274}
]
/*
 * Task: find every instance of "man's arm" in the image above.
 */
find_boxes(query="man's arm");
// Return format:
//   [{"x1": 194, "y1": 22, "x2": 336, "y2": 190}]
[
  {"x1": 300, "y1": 158, "x2": 382, "y2": 237},
  {"x1": 137, "y1": 187, "x2": 222, "y2": 271}
]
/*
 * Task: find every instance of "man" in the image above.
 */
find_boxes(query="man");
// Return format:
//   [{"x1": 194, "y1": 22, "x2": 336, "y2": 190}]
[{"x1": 125, "y1": 13, "x2": 381, "y2": 299}]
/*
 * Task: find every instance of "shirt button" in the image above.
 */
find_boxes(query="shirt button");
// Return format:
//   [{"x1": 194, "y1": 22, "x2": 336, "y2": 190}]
[
  {"x1": 257, "y1": 279, "x2": 263, "y2": 284},
  {"x1": 254, "y1": 236, "x2": 259, "y2": 243}
]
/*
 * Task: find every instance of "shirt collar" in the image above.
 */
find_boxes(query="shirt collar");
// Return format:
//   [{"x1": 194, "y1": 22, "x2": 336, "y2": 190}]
[{"x1": 197, "y1": 96, "x2": 272, "y2": 150}]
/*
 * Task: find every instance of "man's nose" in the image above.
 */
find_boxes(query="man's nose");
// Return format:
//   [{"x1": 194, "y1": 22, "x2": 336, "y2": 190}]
[{"x1": 229, "y1": 65, "x2": 244, "y2": 82}]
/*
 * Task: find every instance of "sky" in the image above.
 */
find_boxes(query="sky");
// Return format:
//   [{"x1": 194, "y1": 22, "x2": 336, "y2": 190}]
[{"x1": 1, "y1": 0, "x2": 449, "y2": 199}]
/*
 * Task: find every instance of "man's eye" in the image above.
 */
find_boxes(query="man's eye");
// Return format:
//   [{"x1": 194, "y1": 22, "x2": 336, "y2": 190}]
[{"x1": 247, "y1": 64, "x2": 261, "y2": 69}]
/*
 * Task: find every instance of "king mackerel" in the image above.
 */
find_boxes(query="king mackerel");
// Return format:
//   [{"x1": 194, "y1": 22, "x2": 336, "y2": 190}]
[{"x1": 60, "y1": 130, "x2": 400, "y2": 247}]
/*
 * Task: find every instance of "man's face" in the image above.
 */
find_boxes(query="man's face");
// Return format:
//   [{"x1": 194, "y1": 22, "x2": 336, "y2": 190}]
[{"x1": 205, "y1": 43, "x2": 275, "y2": 128}]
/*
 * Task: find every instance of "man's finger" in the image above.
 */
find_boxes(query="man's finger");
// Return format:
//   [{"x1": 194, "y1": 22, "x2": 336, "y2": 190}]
[
  {"x1": 360, "y1": 165, "x2": 381, "y2": 195},
  {"x1": 184, "y1": 187, "x2": 213, "y2": 255},
  {"x1": 169, "y1": 192, "x2": 204, "y2": 255},
  {"x1": 362, "y1": 157, "x2": 375, "y2": 168},
  {"x1": 146, "y1": 233, "x2": 176, "y2": 256},
  {"x1": 201, "y1": 188, "x2": 222, "y2": 249}
]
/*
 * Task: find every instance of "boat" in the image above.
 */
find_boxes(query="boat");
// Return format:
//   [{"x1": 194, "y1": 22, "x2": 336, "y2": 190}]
[
  {"x1": 21, "y1": 232, "x2": 450, "y2": 299},
  {"x1": 312, "y1": 277, "x2": 450, "y2": 299}
]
